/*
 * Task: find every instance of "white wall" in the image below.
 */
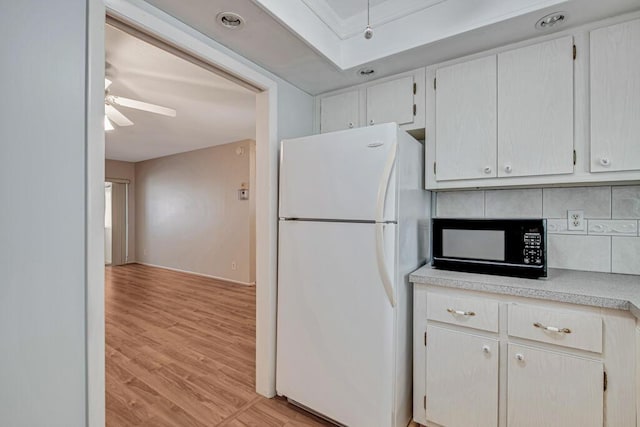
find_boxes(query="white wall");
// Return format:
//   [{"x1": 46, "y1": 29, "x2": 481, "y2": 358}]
[
  {"x1": 136, "y1": 140, "x2": 256, "y2": 284},
  {"x1": 0, "y1": 1, "x2": 88, "y2": 426},
  {"x1": 105, "y1": 159, "x2": 136, "y2": 262},
  {"x1": 436, "y1": 185, "x2": 640, "y2": 274}
]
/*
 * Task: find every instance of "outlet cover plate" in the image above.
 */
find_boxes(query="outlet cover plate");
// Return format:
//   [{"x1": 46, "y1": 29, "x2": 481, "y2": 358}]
[{"x1": 567, "y1": 210, "x2": 585, "y2": 231}]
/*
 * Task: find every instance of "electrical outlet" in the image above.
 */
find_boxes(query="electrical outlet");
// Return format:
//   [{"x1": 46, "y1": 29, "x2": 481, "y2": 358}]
[
  {"x1": 231, "y1": 262, "x2": 237, "y2": 271},
  {"x1": 567, "y1": 210, "x2": 585, "y2": 231}
]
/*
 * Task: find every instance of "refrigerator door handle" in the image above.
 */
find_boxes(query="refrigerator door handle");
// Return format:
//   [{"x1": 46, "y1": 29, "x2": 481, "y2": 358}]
[
  {"x1": 375, "y1": 223, "x2": 396, "y2": 307},
  {"x1": 375, "y1": 142, "x2": 397, "y2": 222}
]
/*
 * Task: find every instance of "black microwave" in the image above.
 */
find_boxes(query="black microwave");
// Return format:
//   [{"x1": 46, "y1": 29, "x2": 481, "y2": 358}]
[{"x1": 432, "y1": 218, "x2": 547, "y2": 278}]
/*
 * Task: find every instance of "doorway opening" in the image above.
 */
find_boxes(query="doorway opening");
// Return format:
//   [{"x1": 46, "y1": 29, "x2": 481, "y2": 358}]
[{"x1": 88, "y1": 2, "x2": 283, "y2": 425}]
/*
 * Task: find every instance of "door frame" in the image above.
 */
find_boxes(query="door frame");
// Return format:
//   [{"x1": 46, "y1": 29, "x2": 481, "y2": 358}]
[{"x1": 87, "y1": 0, "x2": 281, "y2": 425}]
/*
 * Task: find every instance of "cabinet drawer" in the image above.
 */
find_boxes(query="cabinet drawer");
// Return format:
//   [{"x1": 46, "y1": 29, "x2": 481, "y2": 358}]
[
  {"x1": 427, "y1": 293, "x2": 499, "y2": 332},
  {"x1": 508, "y1": 304, "x2": 602, "y2": 353}
]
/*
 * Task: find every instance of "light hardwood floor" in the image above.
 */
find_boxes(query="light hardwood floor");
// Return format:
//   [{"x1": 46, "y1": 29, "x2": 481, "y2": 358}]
[{"x1": 106, "y1": 263, "x2": 332, "y2": 426}]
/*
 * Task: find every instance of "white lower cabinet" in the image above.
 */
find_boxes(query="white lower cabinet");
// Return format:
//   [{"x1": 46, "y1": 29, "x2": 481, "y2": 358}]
[
  {"x1": 507, "y1": 344, "x2": 603, "y2": 427},
  {"x1": 414, "y1": 286, "x2": 637, "y2": 427},
  {"x1": 426, "y1": 325, "x2": 498, "y2": 427}
]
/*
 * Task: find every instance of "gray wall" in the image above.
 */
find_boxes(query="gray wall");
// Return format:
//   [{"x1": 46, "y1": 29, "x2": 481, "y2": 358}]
[
  {"x1": 135, "y1": 140, "x2": 256, "y2": 284},
  {"x1": 0, "y1": 1, "x2": 88, "y2": 426},
  {"x1": 436, "y1": 185, "x2": 640, "y2": 274}
]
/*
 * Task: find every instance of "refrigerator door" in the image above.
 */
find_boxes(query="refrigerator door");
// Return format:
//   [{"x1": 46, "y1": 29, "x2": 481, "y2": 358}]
[
  {"x1": 279, "y1": 124, "x2": 398, "y2": 222},
  {"x1": 276, "y1": 220, "x2": 397, "y2": 426}
]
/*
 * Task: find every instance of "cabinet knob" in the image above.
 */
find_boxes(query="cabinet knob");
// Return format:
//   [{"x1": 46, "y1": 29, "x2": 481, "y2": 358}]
[
  {"x1": 482, "y1": 345, "x2": 490, "y2": 354},
  {"x1": 600, "y1": 157, "x2": 611, "y2": 167},
  {"x1": 348, "y1": 122, "x2": 354, "y2": 128},
  {"x1": 504, "y1": 165, "x2": 512, "y2": 174},
  {"x1": 515, "y1": 353, "x2": 525, "y2": 361},
  {"x1": 484, "y1": 166, "x2": 492, "y2": 174},
  {"x1": 369, "y1": 119, "x2": 375, "y2": 126}
]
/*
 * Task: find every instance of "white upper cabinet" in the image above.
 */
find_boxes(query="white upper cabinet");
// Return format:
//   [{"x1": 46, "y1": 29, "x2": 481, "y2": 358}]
[
  {"x1": 497, "y1": 36, "x2": 574, "y2": 178},
  {"x1": 435, "y1": 55, "x2": 497, "y2": 181},
  {"x1": 317, "y1": 69, "x2": 425, "y2": 135},
  {"x1": 366, "y1": 75, "x2": 415, "y2": 127},
  {"x1": 320, "y1": 90, "x2": 360, "y2": 133},
  {"x1": 590, "y1": 18, "x2": 640, "y2": 173}
]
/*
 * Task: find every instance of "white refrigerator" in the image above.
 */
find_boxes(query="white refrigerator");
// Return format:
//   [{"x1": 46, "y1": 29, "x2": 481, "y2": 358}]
[{"x1": 276, "y1": 123, "x2": 430, "y2": 426}]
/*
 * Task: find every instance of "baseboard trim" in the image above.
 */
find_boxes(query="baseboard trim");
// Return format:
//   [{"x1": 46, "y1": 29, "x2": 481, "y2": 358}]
[{"x1": 134, "y1": 262, "x2": 256, "y2": 286}]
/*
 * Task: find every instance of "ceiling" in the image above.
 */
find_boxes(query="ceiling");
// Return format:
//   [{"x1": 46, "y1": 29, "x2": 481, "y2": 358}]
[
  {"x1": 105, "y1": 24, "x2": 256, "y2": 162},
  {"x1": 142, "y1": 0, "x2": 640, "y2": 95},
  {"x1": 300, "y1": 0, "x2": 447, "y2": 40}
]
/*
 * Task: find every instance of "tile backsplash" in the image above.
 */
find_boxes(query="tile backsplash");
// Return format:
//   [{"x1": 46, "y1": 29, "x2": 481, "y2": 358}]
[{"x1": 435, "y1": 185, "x2": 640, "y2": 275}]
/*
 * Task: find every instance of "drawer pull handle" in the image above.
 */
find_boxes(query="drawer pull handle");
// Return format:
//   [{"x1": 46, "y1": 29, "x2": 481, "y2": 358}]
[
  {"x1": 447, "y1": 308, "x2": 476, "y2": 316},
  {"x1": 533, "y1": 322, "x2": 571, "y2": 334}
]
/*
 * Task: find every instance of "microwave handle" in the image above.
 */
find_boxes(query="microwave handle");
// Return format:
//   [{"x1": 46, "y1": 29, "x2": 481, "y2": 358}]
[{"x1": 376, "y1": 223, "x2": 396, "y2": 307}]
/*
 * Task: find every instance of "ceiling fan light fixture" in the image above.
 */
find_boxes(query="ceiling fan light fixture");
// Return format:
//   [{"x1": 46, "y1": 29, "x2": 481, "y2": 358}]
[
  {"x1": 364, "y1": 25, "x2": 374, "y2": 40},
  {"x1": 217, "y1": 12, "x2": 245, "y2": 30},
  {"x1": 104, "y1": 115, "x2": 114, "y2": 131}
]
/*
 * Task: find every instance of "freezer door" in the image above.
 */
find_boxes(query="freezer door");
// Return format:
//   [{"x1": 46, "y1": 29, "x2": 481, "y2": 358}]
[
  {"x1": 279, "y1": 124, "x2": 397, "y2": 222},
  {"x1": 276, "y1": 220, "x2": 397, "y2": 426}
]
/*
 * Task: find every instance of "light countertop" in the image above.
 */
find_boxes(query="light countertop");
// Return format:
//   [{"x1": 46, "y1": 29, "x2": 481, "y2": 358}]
[{"x1": 410, "y1": 265, "x2": 640, "y2": 319}]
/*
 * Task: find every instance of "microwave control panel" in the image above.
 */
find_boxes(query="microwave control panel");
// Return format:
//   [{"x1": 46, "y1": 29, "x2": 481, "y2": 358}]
[{"x1": 523, "y1": 232, "x2": 543, "y2": 265}]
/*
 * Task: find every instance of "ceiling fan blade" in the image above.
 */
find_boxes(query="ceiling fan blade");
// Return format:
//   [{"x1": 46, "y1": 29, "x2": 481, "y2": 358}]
[
  {"x1": 105, "y1": 104, "x2": 134, "y2": 126},
  {"x1": 104, "y1": 116, "x2": 114, "y2": 131},
  {"x1": 105, "y1": 78, "x2": 112, "y2": 90},
  {"x1": 108, "y1": 95, "x2": 177, "y2": 117}
]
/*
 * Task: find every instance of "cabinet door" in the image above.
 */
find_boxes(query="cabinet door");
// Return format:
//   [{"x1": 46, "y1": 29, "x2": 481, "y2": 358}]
[
  {"x1": 366, "y1": 76, "x2": 415, "y2": 127},
  {"x1": 497, "y1": 36, "x2": 574, "y2": 178},
  {"x1": 425, "y1": 325, "x2": 498, "y2": 427},
  {"x1": 507, "y1": 344, "x2": 603, "y2": 427},
  {"x1": 320, "y1": 90, "x2": 359, "y2": 133},
  {"x1": 590, "y1": 18, "x2": 640, "y2": 173},
  {"x1": 435, "y1": 55, "x2": 497, "y2": 181}
]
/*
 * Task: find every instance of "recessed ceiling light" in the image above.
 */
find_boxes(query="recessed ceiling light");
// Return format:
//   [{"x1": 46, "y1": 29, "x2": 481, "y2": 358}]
[
  {"x1": 535, "y1": 12, "x2": 567, "y2": 30},
  {"x1": 217, "y1": 12, "x2": 245, "y2": 30},
  {"x1": 358, "y1": 68, "x2": 375, "y2": 77}
]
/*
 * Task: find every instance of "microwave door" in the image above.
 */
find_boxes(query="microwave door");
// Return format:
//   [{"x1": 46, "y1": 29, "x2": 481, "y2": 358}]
[{"x1": 441, "y1": 229, "x2": 505, "y2": 262}]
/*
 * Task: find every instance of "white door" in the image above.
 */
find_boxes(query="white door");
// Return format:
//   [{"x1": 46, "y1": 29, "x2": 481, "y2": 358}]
[
  {"x1": 320, "y1": 90, "x2": 360, "y2": 133},
  {"x1": 436, "y1": 55, "x2": 497, "y2": 181},
  {"x1": 279, "y1": 124, "x2": 397, "y2": 221},
  {"x1": 110, "y1": 182, "x2": 127, "y2": 266},
  {"x1": 367, "y1": 76, "x2": 415, "y2": 127},
  {"x1": 425, "y1": 325, "x2": 499, "y2": 427},
  {"x1": 276, "y1": 220, "x2": 396, "y2": 427},
  {"x1": 590, "y1": 18, "x2": 640, "y2": 173},
  {"x1": 507, "y1": 344, "x2": 603, "y2": 427},
  {"x1": 498, "y1": 36, "x2": 574, "y2": 178}
]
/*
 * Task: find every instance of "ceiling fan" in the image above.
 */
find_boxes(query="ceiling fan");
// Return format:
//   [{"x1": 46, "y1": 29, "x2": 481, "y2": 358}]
[{"x1": 104, "y1": 78, "x2": 177, "y2": 131}]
